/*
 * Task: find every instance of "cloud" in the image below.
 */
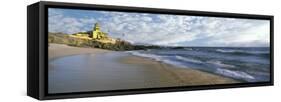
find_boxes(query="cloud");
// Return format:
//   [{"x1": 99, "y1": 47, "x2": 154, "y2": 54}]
[
  {"x1": 48, "y1": 9, "x2": 98, "y2": 34},
  {"x1": 48, "y1": 8, "x2": 270, "y2": 47}
]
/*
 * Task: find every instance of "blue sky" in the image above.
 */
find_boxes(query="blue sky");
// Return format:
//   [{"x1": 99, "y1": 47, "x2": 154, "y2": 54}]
[{"x1": 48, "y1": 8, "x2": 270, "y2": 47}]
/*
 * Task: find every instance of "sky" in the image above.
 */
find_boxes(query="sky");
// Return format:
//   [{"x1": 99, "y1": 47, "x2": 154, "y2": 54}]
[{"x1": 48, "y1": 8, "x2": 270, "y2": 47}]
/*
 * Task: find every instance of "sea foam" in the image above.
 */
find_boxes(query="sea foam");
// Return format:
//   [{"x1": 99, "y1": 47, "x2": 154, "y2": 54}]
[
  {"x1": 128, "y1": 51, "x2": 162, "y2": 61},
  {"x1": 207, "y1": 60, "x2": 235, "y2": 68},
  {"x1": 128, "y1": 51, "x2": 187, "y2": 68},
  {"x1": 216, "y1": 49, "x2": 269, "y2": 55},
  {"x1": 175, "y1": 56, "x2": 203, "y2": 64},
  {"x1": 216, "y1": 68, "x2": 255, "y2": 82}
]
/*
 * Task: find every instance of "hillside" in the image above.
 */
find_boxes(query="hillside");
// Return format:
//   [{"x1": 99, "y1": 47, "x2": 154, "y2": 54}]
[{"x1": 48, "y1": 33, "x2": 160, "y2": 51}]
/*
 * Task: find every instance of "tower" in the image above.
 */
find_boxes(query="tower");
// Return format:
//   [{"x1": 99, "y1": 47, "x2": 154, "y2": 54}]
[
  {"x1": 92, "y1": 23, "x2": 101, "y2": 39},
  {"x1": 92, "y1": 23, "x2": 107, "y2": 39},
  {"x1": 94, "y1": 23, "x2": 100, "y2": 31}
]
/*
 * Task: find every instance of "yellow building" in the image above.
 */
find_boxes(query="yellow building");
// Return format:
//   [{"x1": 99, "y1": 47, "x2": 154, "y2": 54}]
[
  {"x1": 71, "y1": 33, "x2": 91, "y2": 39},
  {"x1": 92, "y1": 23, "x2": 108, "y2": 39},
  {"x1": 70, "y1": 23, "x2": 108, "y2": 40}
]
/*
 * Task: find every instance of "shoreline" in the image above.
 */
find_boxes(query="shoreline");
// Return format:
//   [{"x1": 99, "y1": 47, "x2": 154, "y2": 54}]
[
  {"x1": 119, "y1": 55, "x2": 239, "y2": 86},
  {"x1": 48, "y1": 43, "x2": 239, "y2": 93},
  {"x1": 48, "y1": 43, "x2": 112, "y2": 60}
]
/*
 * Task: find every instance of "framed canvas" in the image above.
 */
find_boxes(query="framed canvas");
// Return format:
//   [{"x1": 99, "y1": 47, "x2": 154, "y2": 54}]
[{"x1": 27, "y1": 1, "x2": 274, "y2": 100}]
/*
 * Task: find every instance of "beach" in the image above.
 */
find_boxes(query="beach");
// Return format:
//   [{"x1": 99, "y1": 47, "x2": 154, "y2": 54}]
[
  {"x1": 48, "y1": 43, "x2": 111, "y2": 60},
  {"x1": 48, "y1": 43, "x2": 239, "y2": 93}
]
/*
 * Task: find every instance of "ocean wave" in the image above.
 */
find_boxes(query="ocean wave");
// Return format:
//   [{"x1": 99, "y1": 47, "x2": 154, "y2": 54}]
[
  {"x1": 207, "y1": 60, "x2": 235, "y2": 68},
  {"x1": 175, "y1": 56, "x2": 203, "y2": 64},
  {"x1": 128, "y1": 51, "x2": 187, "y2": 68},
  {"x1": 216, "y1": 68, "x2": 255, "y2": 81},
  {"x1": 183, "y1": 48, "x2": 193, "y2": 51},
  {"x1": 216, "y1": 49, "x2": 269, "y2": 55},
  {"x1": 161, "y1": 59, "x2": 188, "y2": 68},
  {"x1": 128, "y1": 51, "x2": 162, "y2": 61},
  {"x1": 128, "y1": 50, "x2": 267, "y2": 82}
]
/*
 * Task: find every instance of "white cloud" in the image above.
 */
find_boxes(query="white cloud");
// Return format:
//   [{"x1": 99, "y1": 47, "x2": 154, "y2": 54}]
[
  {"x1": 48, "y1": 8, "x2": 270, "y2": 47},
  {"x1": 48, "y1": 9, "x2": 97, "y2": 34}
]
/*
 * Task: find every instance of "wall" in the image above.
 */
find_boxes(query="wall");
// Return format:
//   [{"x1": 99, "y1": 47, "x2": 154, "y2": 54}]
[{"x1": 0, "y1": 0, "x2": 279, "y2": 101}]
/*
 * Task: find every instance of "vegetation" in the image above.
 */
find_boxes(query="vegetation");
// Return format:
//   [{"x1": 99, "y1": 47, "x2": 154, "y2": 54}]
[{"x1": 48, "y1": 33, "x2": 161, "y2": 51}]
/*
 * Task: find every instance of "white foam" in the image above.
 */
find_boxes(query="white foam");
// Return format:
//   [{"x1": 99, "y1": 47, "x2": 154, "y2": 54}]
[
  {"x1": 184, "y1": 48, "x2": 193, "y2": 51},
  {"x1": 129, "y1": 51, "x2": 162, "y2": 61},
  {"x1": 216, "y1": 49, "x2": 268, "y2": 54},
  {"x1": 207, "y1": 60, "x2": 235, "y2": 68},
  {"x1": 175, "y1": 56, "x2": 203, "y2": 64},
  {"x1": 216, "y1": 49, "x2": 239, "y2": 53},
  {"x1": 216, "y1": 68, "x2": 255, "y2": 81},
  {"x1": 129, "y1": 51, "x2": 187, "y2": 68},
  {"x1": 161, "y1": 59, "x2": 188, "y2": 68}
]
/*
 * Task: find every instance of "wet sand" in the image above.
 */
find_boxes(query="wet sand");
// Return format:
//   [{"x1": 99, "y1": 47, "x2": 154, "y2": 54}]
[{"x1": 48, "y1": 43, "x2": 239, "y2": 93}]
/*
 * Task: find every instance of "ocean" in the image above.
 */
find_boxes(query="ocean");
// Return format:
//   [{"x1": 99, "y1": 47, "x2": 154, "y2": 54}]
[{"x1": 128, "y1": 47, "x2": 270, "y2": 82}]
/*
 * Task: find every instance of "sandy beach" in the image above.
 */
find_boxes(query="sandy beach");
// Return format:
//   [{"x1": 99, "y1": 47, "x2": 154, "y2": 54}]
[
  {"x1": 48, "y1": 43, "x2": 111, "y2": 60},
  {"x1": 48, "y1": 43, "x2": 239, "y2": 93}
]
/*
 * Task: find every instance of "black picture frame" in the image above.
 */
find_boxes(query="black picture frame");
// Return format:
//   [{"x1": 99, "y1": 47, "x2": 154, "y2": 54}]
[{"x1": 27, "y1": 1, "x2": 274, "y2": 100}]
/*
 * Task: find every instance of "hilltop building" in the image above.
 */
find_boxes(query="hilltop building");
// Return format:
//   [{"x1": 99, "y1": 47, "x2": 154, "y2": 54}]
[
  {"x1": 92, "y1": 23, "x2": 108, "y2": 39},
  {"x1": 69, "y1": 23, "x2": 116, "y2": 43},
  {"x1": 70, "y1": 23, "x2": 108, "y2": 40}
]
